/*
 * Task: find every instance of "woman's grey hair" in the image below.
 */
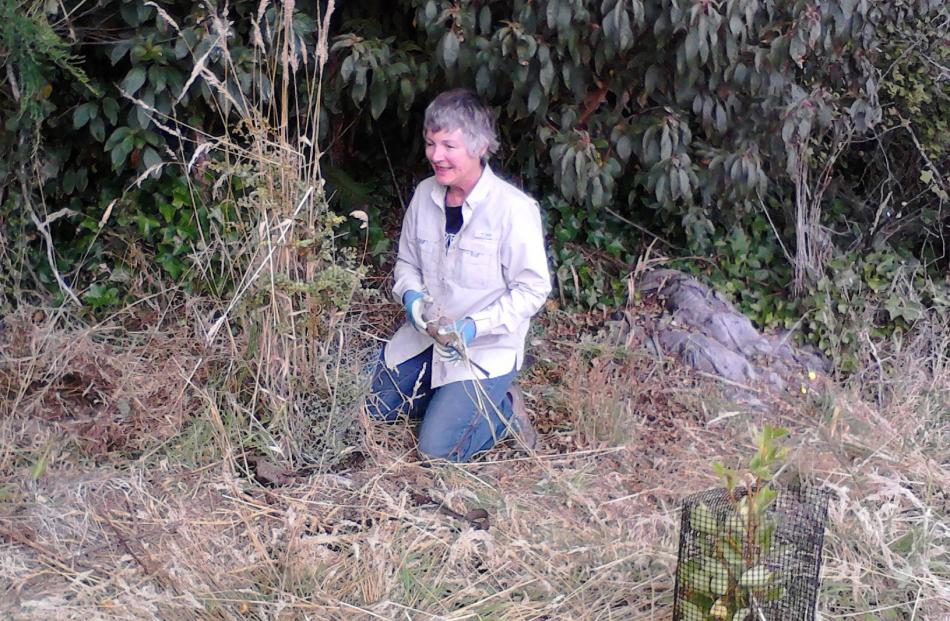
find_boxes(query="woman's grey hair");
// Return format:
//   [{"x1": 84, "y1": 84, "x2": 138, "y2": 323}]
[{"x1": 424, "y1": 89, "x2": 499, "y2": 162}]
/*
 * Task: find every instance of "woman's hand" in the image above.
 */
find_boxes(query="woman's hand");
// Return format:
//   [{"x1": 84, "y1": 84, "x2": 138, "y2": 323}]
[
  {"x1": 434, "y1": 318, "x2": 476, "y2": 363},
  {"x1": 403, "y1": 290, "x2": 432, "y2": 333}
]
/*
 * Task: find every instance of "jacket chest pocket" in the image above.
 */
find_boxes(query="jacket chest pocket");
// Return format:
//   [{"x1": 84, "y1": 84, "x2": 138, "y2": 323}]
[
  {"x1": 456, "y1": 239, "x2": 498, "y2": 289},
  {"x1": 416, "y1": 237, "x2": 441, "y2": 284}
]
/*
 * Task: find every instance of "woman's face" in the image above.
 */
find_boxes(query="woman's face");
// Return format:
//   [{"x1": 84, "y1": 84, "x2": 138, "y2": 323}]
[{"x1": 425, "y1": 128, "x2": 484, "y2": 193}]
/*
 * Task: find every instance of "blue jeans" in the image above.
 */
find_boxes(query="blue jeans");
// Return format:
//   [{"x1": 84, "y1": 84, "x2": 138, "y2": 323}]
[{"x1": 366, "y1": 346, "x2": 516, "y2": 462}]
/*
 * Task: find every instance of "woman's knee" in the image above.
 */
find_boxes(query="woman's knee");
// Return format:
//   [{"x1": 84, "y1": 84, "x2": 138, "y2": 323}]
[
  {"x1": 417, "y1": 412, "x2": 478, "y2": 462},
  {"x1": 417, "y1": 432, "x2": 463, "y2": 461}
]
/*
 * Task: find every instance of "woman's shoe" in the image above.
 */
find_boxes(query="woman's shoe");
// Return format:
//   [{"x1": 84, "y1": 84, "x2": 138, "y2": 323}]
[{"x1": 507, "y1": 383, "x2": 538, "y2": 450}]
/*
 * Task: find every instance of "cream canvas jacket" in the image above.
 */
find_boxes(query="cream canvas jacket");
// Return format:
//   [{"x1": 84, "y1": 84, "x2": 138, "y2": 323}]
[{"x1": 385, "y1": 165, "x2": 552, "y2": 387}]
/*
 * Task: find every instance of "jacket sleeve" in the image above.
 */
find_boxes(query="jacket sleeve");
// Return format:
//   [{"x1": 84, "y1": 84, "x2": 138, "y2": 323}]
[
  {"x1": 468, "y1": 200, "x2": 551, "y2": 336},
  {"x1": 392, "y1": 191, "x2": 426, "y2": 303}
]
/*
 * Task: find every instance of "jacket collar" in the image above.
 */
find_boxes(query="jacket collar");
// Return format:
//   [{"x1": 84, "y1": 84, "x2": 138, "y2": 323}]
[{"x1": 428, "y1": 164, "x2": 497, "y2": 213}]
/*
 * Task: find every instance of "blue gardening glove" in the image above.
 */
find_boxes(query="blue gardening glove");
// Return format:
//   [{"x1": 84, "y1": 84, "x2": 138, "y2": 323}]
[
  {"x1": 435, "y1": 317, "x2": 476, "y2": 363},
  {"x1": 403, "y1": 290, "x2": 432, "y2": 333}
]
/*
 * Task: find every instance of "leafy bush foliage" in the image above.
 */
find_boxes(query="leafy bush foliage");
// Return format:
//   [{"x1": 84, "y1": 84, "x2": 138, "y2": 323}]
[
  {"x1": 853, "y1": 8, "x2": 949, "y2": 259},
  {"x1": 674, "y1": 211, "x2": 799, "y2": 329},
  {"x1": 330, "y1": 1, "x2": 938, "y2": 228},
  {"x1": 806, "y1": 249, "x2": 950, "y2": 372},
  {"x1": 1, "y1": 0, "x2": 947, "y2": 354},
  {"x1": 326, "y1": 0, "x2": 947, "y2": 314},
  {"x1": 0, "y1": 0, "x2": 319, "y2": 306}
]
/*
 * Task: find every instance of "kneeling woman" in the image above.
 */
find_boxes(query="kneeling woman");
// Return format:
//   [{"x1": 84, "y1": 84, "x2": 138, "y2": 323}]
[{"x1": 366, "y1": 89, "x2": 551, "y2": 462}]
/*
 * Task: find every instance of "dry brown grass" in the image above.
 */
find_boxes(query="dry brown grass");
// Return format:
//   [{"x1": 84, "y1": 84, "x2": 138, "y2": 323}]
[
  {"x1": 0, "y1": 308, "x2": 206, "y2": 456},
  {"x1": 1, "y1": 303, "x2": 946, "y2": 620}
]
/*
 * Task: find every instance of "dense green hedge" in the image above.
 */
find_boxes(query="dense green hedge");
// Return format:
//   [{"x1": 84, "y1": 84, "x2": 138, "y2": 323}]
[
  {"x1": 1, "y1": 0, "x2": 947, "y2": 356},
  {"x1": 2, "y1": 0, "x2": 296, "y2": 307},
  {"x1": 326, "y1": 0, "x2": 947, "y2": 311}
]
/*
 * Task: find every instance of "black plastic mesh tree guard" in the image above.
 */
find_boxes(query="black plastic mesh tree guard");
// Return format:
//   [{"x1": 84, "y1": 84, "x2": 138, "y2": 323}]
[{"x1": 673, "y1": 485, "x2": 831, "y2": 621}]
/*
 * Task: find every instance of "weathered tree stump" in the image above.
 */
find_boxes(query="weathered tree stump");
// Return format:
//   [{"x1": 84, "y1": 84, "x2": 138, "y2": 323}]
[{"x1": 637, "y1": 269, "x2": 828, "y2": 396}]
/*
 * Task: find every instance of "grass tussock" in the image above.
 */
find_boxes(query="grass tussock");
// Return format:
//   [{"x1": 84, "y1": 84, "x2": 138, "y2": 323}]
[{"x1": 0, "y1": 309, "x2": 206, "y2": 456}]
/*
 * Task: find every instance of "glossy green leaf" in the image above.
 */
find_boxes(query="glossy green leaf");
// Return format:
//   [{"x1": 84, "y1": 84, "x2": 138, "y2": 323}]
[
  {"x1": 476, "y1": 64, "x2": 491, "y2": 95},
  {"x1": 399, "y1": 76, "x2": 415, "y2": 108},
  {"x1": 102, "y1": 98, "x2": 119, "y2": 125},
  {"x1": 528, "y1": 83, "x2": 543, "y2": 113},
  {"x1": 159, "y1": 201, "x2": 175, "y2": 223},
  {"x1": 121, "y1": 66, "x2": 148, "y2": 95},
  {"x1": 369, "y1": 75, "x2": 387, "y2": 119},
  {"x1": 617, "y1": 134, "x2": 633, "y2": 161},
  {"x1": 105, "y1": 127, "x2": 131, "y2": 151},
  {"x1": 89, "y1": 116, "x2": 106, "y2": 142},
  {"x1": 660, "y1": 128, "x2": 673, "y2": 160},
  {"x1": 72, "y1": 103, "x2": 95, "y2": 129},
  {"x1": 556, "y1": 1, "x2": 571, "y2": 31},
  {"x1": 516, "y1": 35, "x2": 538, "y2": 64},
  {"x1": 341, "y1": 55, "x2": 355, "y2": 82},
  {"x1": 539, "y1": 46, "x2": 554, "y2": 93},
  {"x1": 680, "y1": 600, "x2": 706, "y2": 621},
  {"x1": 440, "y1": 31, "x2": 460, "y2": 67},
  {"x1": 685, "y1": 29, "x2": 699, "y2": 61},
  {"x1": 690, "y1": 502, "x2": 717, "y2": 535},
  {"x1": 143, "y1": 146, "x2": 162, "y2": 170},
  {"x1": 738, "y1": 565, "x2": 772, "y2": 588},
  {"x1": 110, "y1": 40, "x2": 133, "y2": 65},
  {"x1": 479, "y1": 5, "x2": 492, "y2": 34},
  {"x1": 352, "y1": 67, "x2": 368, "y2": 103},
  {"x1": 111, "y1": 137, "x2": 134, "y2": 169}
]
